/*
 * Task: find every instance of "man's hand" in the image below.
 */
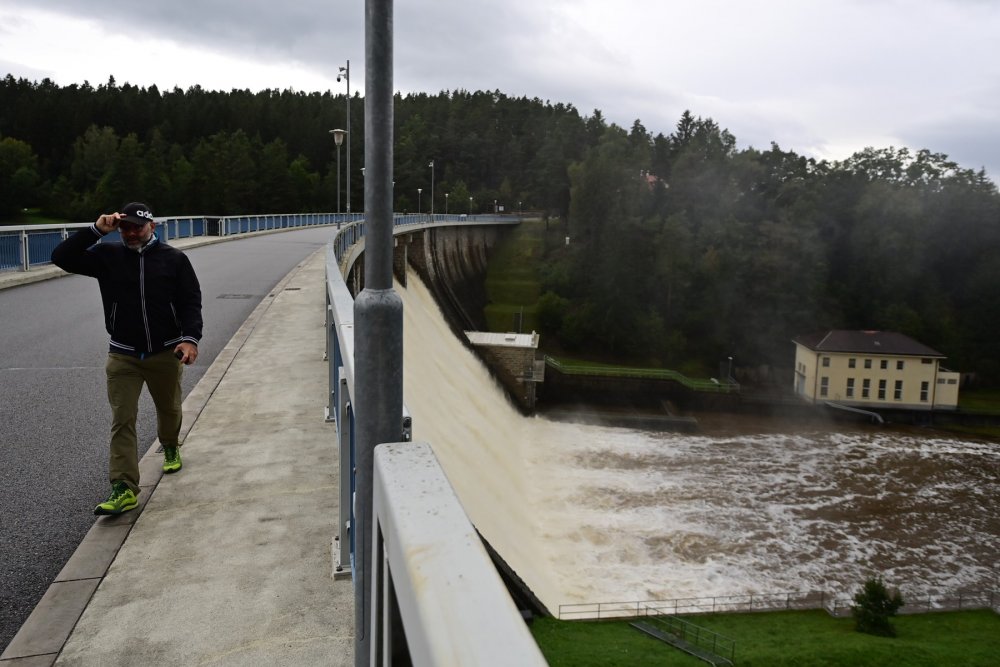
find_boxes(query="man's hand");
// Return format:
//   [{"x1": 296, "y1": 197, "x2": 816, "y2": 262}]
[
  {"x1": 95, "y1": 212, "x2": 124, "y2": 234},
  {"x1": 174, "y1": 342, "x2": 198, "y2": 365}
]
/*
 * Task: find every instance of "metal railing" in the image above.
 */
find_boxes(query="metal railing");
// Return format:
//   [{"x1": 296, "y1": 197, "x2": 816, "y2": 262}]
[
  {"x1": 559, "y1": 588, "x2": 1000, "y2": 620},
  {"x1": 325, "y1": 213, "x2": 542, "y2": 665},
  {"x1": 636, "y1": 606, "x2": 736, "y2": 666},
  {"x1": 545, "y1": 355, "x2": 740, "y2": 393},
  {"x1": 0, "y1": 212, "x2": 363, "y2": 273}
]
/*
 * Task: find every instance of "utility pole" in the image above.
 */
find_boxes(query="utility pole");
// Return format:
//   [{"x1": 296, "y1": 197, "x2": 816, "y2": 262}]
[{"x1": 354, "y1": 2, "x2": 402, "y2": 665}]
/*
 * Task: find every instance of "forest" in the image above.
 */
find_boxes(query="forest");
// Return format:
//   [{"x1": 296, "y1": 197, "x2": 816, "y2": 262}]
[{"x1": 1, "y1": 74, "x2": 998, "y2": 383}]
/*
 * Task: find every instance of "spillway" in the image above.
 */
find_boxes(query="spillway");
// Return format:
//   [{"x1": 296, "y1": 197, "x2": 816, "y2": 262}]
[{"x1": 399, "y1": 269, "x2": 1000, "y2": 611}]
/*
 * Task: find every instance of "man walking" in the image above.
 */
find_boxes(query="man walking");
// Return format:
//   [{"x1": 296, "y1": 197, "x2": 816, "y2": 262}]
[{"x1": 52, "y1": 202, "x2": 203, "y2": 515}]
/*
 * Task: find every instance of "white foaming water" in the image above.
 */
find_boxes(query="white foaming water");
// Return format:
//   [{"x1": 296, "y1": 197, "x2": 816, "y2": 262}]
[{"x1": 399, "y1": 270, "x2": 1000, "y2": 611}]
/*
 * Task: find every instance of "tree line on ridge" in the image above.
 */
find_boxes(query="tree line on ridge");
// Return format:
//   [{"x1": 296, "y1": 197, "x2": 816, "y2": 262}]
[{"x1": 1, "y1": 75, "x2": 997, "y2": 382}]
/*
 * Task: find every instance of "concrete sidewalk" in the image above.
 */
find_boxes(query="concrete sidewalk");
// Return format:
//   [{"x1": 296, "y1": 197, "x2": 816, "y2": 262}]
[{"x1": 1, "y1": 247, "x2": 355, "y2": 665}]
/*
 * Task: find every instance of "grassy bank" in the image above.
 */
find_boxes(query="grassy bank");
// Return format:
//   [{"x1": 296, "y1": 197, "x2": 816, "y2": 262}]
[
  {"x1": 483, "y1": 218, "x2": 547, "y2": 333},
  {"x1": 959, "y1": 388, "x2": 1000, "y2": 414},
  {"x1": 532, "y1": 609, "x2": 1000, "y2": 666}
]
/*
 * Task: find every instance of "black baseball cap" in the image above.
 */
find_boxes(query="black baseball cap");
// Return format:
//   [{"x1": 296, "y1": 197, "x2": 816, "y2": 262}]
[{"x1": 121, "y1": 202, "x2": 155, "y2": 225}]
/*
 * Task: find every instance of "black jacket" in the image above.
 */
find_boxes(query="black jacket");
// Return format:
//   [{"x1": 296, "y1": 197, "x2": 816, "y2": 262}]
[{"x1": 52, "y1": 225, "x2": 203, "y2": 356}]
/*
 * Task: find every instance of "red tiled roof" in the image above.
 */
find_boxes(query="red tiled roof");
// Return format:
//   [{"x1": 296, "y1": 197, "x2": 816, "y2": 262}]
[{"x1": 792, "y1": 330, "x2": 945, "y2": 357}]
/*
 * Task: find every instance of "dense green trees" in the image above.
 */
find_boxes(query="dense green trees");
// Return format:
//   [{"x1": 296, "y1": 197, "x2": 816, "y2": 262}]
[
  {"x1": 542, "y1": 114, "x2": 1000, "y2": 382},
  {"x1": 1, "y1": 74, "x2": 998, "y2": 381}
]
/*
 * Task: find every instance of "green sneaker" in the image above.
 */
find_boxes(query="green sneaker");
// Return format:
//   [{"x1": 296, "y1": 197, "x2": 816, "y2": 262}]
[
  {"x1": 94, "y1": 481, "x2": 138, "y2": 516},
  {"x1": 163, "y1": 445, "x2": 182, "y2": 473}
]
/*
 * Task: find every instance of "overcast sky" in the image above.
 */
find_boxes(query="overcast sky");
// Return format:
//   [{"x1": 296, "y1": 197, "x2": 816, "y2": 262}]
[{"x1": 1, "y1": 0, "x2": 998, "y2": 180}]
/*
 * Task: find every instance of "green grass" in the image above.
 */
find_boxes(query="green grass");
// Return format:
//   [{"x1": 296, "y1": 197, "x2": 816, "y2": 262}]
[
  {"x1": 484, "y1": 219, "x2": 546, "y2": 332},
  {"x1": 532, "y1": 610, "x2": 1000, "y2": 666},
  {"x1": 959, "y1": 388, "x2": 1000, "y2": 414}
]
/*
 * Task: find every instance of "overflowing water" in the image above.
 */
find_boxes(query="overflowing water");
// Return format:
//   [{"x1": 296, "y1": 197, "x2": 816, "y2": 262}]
[{"x1": 399, "y1": 270, "x2": 1000, "y2": 613}]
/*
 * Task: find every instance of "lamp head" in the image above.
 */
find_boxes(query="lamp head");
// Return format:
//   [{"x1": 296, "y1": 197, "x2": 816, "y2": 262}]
[{"x1": 329, "y1": 128, "x2": 347, "y2": 146}]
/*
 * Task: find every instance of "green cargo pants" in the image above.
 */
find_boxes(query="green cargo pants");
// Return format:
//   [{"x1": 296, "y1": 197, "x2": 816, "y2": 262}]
[{"x1": 106, "y1": 350, "x2": 183, "y2": 493}]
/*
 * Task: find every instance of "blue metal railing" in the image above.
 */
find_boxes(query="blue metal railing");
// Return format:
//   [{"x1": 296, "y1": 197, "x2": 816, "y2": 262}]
[
  {"x1": 0, "y1": 212, "x2": 367, "y2": 273},
  {"x1": 1, "y1": 212, "x2": 510, "y2": 274}
]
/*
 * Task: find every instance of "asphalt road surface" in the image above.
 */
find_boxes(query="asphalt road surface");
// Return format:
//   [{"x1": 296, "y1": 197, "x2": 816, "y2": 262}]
[{"x1": 0, "y1": 227, "x2": 337, "y2": 650}]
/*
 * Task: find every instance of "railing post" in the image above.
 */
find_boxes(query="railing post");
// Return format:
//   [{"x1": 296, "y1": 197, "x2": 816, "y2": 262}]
[
  {"x1": 337, "y1": 378, "x2": 351, "y2": 575},
  {"x1": 20, "y1": 230, "x2": 29, "y2": 271}
]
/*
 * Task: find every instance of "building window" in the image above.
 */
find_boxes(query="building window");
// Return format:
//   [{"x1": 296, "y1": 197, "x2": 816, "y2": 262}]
[
  {"x1": 880, "y1": 359, "x2": 888, "y2": 370},
  {"x1": 822, "y1": 357, "x2": 830, "y2": 367},
  {"x1": 922, "y1": 358, "x2": 933, "y2": 364},
  {"x1": 820, "y1": 377, "x2": 829, "y2": 397},
  {"x1": 849, "y1": 358, "x2": 856, "y2": 368},
  {"x1": 878, "y1": 379, "x2": 887, "y2": 400},
  {"x1": 947, "y1": 379, "x2": 958, "y2": 385},
  {"x1": 897, "y1": 360, "x2": 904, "y2": 370},
  {"x1": 846, "y1": 378, "x2": 855, "y2": 398},
  {"x1": 862, "y1": 379, "x2": 871, "y2": 398},
  {"x1": 921, "y1": 381, "x2": 929, "y2": 402},
  {"x1": 937, "y1": 378, "x2": 946, "y2": 384},
  {"x1": 864, "y1": 359, "x2": 872, "y2": 369},
  {"x1": 894, "y1": 380, "x2": 903, "y2": 400}
]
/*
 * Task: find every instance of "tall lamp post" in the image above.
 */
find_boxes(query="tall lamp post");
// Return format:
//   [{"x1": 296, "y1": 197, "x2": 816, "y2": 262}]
[
  {"x1": 445, "y1": 193, "x2": 449, "y2": 214},
  {"x1": 428, "y1": 159, "x2": 435, "y2": 215},
  {"x1": 329, "y1": 128, "x2": 347, "y2": 213},
  {"x1": 337, "y1": 61, "x2": 351, "y2": 213},
  {"x1": 417, "y1": 188, "x2": 422, "y2": 214},
  {"x1": 469, "y1": 196, "x2": 473, "y2": 214}
]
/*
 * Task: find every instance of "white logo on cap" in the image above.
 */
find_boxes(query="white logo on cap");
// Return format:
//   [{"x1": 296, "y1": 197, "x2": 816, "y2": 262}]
[{"x1": 136, "y1": 209, "x2": 154, "y2": 220}]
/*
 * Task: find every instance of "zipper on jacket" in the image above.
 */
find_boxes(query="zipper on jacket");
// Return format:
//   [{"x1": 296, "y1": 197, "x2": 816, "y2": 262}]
[
  {"x1": 110, "y1": 302, "x2": 117, "y2": 330},
  {"x1": 139, "y1": 254, "x2": 152, "y2": 351}
]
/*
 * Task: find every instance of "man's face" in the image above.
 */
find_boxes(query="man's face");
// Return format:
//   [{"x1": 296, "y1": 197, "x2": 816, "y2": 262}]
[{"x1": 120, "y1": 221, "x2": 155, "y2": 250}]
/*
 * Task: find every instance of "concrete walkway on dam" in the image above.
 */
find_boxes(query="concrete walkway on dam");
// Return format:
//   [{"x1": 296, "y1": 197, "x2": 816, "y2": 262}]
[{"x1": 1, "y1": 241, "x2": 356, "y2": 665}]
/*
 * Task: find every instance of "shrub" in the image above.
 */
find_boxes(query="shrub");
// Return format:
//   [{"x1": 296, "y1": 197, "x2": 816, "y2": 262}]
[{"x1": 852, "y1": 576, "x2": 904, "y2": 637}]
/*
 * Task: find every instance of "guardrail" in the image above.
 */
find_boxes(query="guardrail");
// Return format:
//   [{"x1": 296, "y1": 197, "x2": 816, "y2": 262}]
[
  {"x1": 325, "y1": 214, "x2": 543, "y2": 665},
  {"x1": 559, "y1": 589, "x2": 1000, "y2": 620},
  {"x1": 0, "y1": 212, "x2": 362, "y2": 273},
  {"x1": 544, "y1": 355, "x2": 740, "y2": 393}
]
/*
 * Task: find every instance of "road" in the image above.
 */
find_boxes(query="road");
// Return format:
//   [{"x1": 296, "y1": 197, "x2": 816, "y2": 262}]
[{"x1": 0, "y1": 227, "x2": 336, "y2": 650}]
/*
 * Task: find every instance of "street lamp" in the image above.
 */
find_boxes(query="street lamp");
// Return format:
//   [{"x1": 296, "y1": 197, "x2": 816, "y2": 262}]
[
  {"x1": 727, "y1": 356, "x2": 734, "y2": 382},
  {"x1": 337, "y1": 61, "x2": 351, "y2": 213},
  {"x1": 417, "y1": 188, "x2": 422, "y2": 214},
  {"x1": 428, "y1": 160, "x2": 435, "y2": 215},
  {"x1": 469, "y1": 196, "x2": 473, "y2": 214},
  {"x1": 445, "y1": 193, "x2": 449, "y2": 214},
  {"x1": 329, "y1": 128, "x2": 348, "y2": 213}
]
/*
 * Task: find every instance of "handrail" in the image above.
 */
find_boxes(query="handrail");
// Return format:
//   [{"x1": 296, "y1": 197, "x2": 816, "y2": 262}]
[
  {"x1": 0, "y1": 212, "x2": 363, "y2": 273},
  {"x1": 559, "y1": 588, "x2": 1000, "y2": 620},
  {"x1": 544, "y1": 355, "x2": 739, "y2": 393},
  {"x1": 1, "y1": 212, "x2": 511, "y2": 274},
  {"x1": 373, "y1": 443, "x2": 546, "y2": 666},
  {"x1": 326, "y1": 214, "x2": 541, "y2": 665}
]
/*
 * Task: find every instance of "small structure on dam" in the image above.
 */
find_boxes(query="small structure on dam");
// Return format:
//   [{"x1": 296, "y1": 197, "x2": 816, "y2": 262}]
[{"x1": 465, "y1": 331, "x2": 545, "y2": 410}]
